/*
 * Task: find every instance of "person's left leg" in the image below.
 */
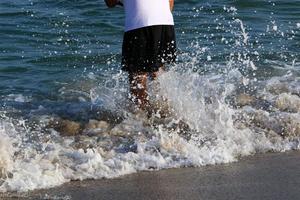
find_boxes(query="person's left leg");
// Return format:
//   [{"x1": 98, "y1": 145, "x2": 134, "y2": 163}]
[{"x1": 128, "y1": 72, "x2": 149, "y2": 110}]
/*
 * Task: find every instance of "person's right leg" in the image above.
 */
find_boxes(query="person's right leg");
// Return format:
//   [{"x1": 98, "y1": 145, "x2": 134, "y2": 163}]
[{"x1": 149, "y1": 65, "x2": 165, "y2": 81}]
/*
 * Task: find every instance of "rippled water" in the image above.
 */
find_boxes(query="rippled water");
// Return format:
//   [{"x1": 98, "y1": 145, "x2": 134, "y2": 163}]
[{"x1": 0, "y1": 0, "x2": 300, "y2": 192}]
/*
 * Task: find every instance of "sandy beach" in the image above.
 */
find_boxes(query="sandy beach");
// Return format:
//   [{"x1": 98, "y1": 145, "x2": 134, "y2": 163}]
[{"x1": 1, "y1": 150, "x2": 300, "y2": 200}]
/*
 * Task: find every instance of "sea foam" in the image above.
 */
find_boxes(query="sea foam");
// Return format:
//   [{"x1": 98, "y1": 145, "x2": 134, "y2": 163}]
[{"x1": 1, "y1": 65, "x2": 300, "y2": 192}]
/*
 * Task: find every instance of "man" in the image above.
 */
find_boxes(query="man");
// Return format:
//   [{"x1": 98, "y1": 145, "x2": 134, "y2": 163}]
[{"x1": 104, "y1": 0, "x2": 176, "y2": 111}]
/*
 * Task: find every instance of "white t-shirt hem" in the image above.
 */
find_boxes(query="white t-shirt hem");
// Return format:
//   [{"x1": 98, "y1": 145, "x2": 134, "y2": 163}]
[{"x1": 125, "y1": 22, "x2": 175, "y2": 32}]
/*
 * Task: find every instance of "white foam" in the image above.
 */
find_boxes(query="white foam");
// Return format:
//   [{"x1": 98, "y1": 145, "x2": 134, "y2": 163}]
[
  {"x1": 6, "y1": 94, "x2": 31, "y2": 103},
  {"x1": 1, "y1": 68, "x2": 300, "y2": 192},
  {"x1": 0, "y1": 130, "x2": 14, "y2": 178}
]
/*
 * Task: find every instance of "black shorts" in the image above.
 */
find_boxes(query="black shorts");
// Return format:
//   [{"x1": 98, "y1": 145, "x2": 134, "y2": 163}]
[{"x1": 121, "y1": 25, "x2": 177, "y2": 73}]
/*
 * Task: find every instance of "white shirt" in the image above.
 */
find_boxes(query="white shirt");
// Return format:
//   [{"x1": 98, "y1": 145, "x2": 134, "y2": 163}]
[{"x1": 123, "y1": 0, "x2": 174, "y2": 32}]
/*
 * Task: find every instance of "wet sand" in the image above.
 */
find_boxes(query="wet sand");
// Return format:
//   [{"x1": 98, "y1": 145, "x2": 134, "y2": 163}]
[{"x1": 2, "y1": 151, "x2": 300, "y2": 200}]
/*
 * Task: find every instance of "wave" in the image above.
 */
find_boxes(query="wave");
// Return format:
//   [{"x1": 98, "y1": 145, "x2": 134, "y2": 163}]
[{"x1": 0, "y1": 62, "x2": 300, "y2": 192}]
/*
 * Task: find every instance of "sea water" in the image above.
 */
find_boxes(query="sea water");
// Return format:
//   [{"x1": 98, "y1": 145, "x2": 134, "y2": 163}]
[{"x1": 0, "y1": 0, "x2": 300, "y2": 192}]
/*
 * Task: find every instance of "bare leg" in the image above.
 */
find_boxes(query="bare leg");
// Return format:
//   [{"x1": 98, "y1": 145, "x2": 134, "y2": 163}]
[
  {"x1": 148, "y1": 66, "x2": 172, "y2": 117},
  {"x1": 149, "y1": 66, "x2": 166, "y2": 100},
  {"x1": 128, "y1": 72, "x2": 149, "y2": 110}
]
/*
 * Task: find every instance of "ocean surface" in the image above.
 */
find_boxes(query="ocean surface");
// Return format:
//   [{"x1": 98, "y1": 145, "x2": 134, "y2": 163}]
[{"x1": 0, "y1": 0, "x2": 300, "y2": 192}]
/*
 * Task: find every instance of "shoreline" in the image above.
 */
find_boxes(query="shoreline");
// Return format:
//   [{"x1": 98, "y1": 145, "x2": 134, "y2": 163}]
[{"x1": 2, "y1": 150, "x2": 300, "y2": 200}]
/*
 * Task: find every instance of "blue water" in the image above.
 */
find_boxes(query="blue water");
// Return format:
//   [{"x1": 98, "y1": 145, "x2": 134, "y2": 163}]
[
  {"x1": 0, "y1": 0, "x2": 300, "y2": 192},
  {"x1": 1, "y1": 0, "x2": 299, "y2": 101}
]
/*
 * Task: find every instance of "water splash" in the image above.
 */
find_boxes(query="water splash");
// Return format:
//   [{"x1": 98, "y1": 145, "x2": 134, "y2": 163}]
[{"x1": 0, "y1": 2, "x2": 300, "y2": 193}]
